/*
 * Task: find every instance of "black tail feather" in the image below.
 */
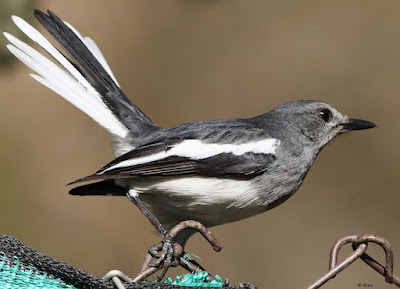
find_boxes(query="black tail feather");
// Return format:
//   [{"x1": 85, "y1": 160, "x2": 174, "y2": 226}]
[
  {"x1": 69, "y1": 180, "x2": 126, "y2": 196},
  {"x1": 33, "y1": 9, "x2": 157, "y2": 136}
]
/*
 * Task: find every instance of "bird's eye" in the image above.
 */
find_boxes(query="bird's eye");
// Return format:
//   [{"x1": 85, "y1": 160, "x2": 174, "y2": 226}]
[{"x1": 319, "y1": 109, "x2": 332, "y2": 122}]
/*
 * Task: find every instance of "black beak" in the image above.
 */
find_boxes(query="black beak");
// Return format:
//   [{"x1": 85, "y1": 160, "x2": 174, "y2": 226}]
[{"x1": 341, "y1": 118, "x2": 376, "y2": 132}]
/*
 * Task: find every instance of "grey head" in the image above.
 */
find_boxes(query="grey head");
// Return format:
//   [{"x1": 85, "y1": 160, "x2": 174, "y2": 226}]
[{"x1": 259, "y1": 100, "x2": 376, "y2": 150}]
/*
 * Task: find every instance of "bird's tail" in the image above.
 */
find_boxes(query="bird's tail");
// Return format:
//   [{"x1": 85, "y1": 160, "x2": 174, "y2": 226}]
[{"x1": 4, "y1": 10, "x2": 158, "y2": 155}]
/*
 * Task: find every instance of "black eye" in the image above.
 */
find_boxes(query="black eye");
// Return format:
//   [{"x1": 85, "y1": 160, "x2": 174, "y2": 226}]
[{"x1": 319, "y1": 109, "x2": 332, "y2": 122}]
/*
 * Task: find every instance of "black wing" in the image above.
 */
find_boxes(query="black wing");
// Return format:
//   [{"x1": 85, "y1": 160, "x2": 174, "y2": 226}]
[{"x1": 69, "y1": 139, "x2": 277, "y2": 184}]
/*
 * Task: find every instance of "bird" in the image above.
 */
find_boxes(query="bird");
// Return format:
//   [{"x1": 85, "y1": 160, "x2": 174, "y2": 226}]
[{"x1": 5, "y1": 9, "x2": 375, "y2": 274}]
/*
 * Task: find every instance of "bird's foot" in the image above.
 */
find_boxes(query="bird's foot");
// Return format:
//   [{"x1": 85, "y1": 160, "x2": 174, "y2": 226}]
[
  {"x1": 148, "y1": 234, "x2": 180, "y2": 268},
  {"x1": 134, "y1": 220, "x2": 223, "y2": 282},
  {"x1": 147, "y1": 234, "x2": 182, "y2": 281}
]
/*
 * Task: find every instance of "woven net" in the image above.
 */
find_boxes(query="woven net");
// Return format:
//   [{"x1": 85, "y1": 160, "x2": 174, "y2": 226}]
[{"x1": 0, "y1": 235, "x2": 255, "y2": 289}]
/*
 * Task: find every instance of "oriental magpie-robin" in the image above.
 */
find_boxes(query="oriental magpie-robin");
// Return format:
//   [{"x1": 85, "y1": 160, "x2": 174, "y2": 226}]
[{"x1": 5, "y1": 10, "x2": 375, "y2": 262}]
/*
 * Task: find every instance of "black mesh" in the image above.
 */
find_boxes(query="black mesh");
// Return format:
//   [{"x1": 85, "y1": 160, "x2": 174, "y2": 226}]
[{"x1": 0, "y1": 235, "x2": 256, "y2": 289}]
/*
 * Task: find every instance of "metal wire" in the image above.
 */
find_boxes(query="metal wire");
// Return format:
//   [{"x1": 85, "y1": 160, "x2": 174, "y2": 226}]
[
  {"x1": 103, "y1": 270, "x2": 133, "y2": 289},
  {"x1": 308, "y1": 234, "x2": 400, "y2": 288},
  {"x1": 103, "y1": 233, "x2": 398, "y2": 288}
]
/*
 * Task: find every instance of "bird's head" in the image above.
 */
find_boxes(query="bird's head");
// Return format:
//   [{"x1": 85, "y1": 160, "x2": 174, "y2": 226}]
[{"x1": 270, "y1": 100, "x2": 376, "y2": 149}]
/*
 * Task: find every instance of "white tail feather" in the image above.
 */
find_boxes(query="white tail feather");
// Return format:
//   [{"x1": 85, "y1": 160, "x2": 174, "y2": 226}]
[{"x1": 4, "y1": 16, "x2": 129, "y2": 139}]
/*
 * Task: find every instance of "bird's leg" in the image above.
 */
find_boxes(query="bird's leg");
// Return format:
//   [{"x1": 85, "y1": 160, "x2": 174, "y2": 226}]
[
  {"x1": 127, "y1": 194, "x2": 223, "y2": 282},
  {"x1": 126, "y1": 194, "x2": 181, "y2": 279},
  {"x1": 127, "y1": 194, "x2": 168, "y2": 237}
]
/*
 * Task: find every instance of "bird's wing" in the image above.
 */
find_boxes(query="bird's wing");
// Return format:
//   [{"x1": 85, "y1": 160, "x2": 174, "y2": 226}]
[{"x1": 69, "y1": 137, "x2": 280, "y2": 184}]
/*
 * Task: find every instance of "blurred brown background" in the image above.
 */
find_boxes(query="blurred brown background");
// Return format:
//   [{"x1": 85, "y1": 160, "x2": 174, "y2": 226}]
[{"x1": 0, "y1": 1, "x2": 399, "y2": 288}]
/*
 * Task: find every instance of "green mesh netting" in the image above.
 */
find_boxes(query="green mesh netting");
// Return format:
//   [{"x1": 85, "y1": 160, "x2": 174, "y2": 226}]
[
  {"x1": 0, "y1": 252, "x2": 76, "y2": 289},
  {"x1": 0, "y1": 254, "x2": 222, "y2": 289},
  {"x1": 164, "y1": 272, "x2": 223, "y2": 287}
]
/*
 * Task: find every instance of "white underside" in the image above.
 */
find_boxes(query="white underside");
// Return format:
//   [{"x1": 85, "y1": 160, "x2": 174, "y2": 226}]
[{"x1": 122, "y1": 176, "x2": 266, "y2": 228}]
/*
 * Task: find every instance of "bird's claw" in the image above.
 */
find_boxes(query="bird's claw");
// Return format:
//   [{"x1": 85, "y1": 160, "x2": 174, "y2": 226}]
[
  {"x1": 147, "y1": 234, "x2": 181, "y2": 271},
  {"x1": 147, "y1": 242, "x2": 163, "y2": 259},
  {"x1": 134, "y1": 220, "x2": 222, "y2": 282}
]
